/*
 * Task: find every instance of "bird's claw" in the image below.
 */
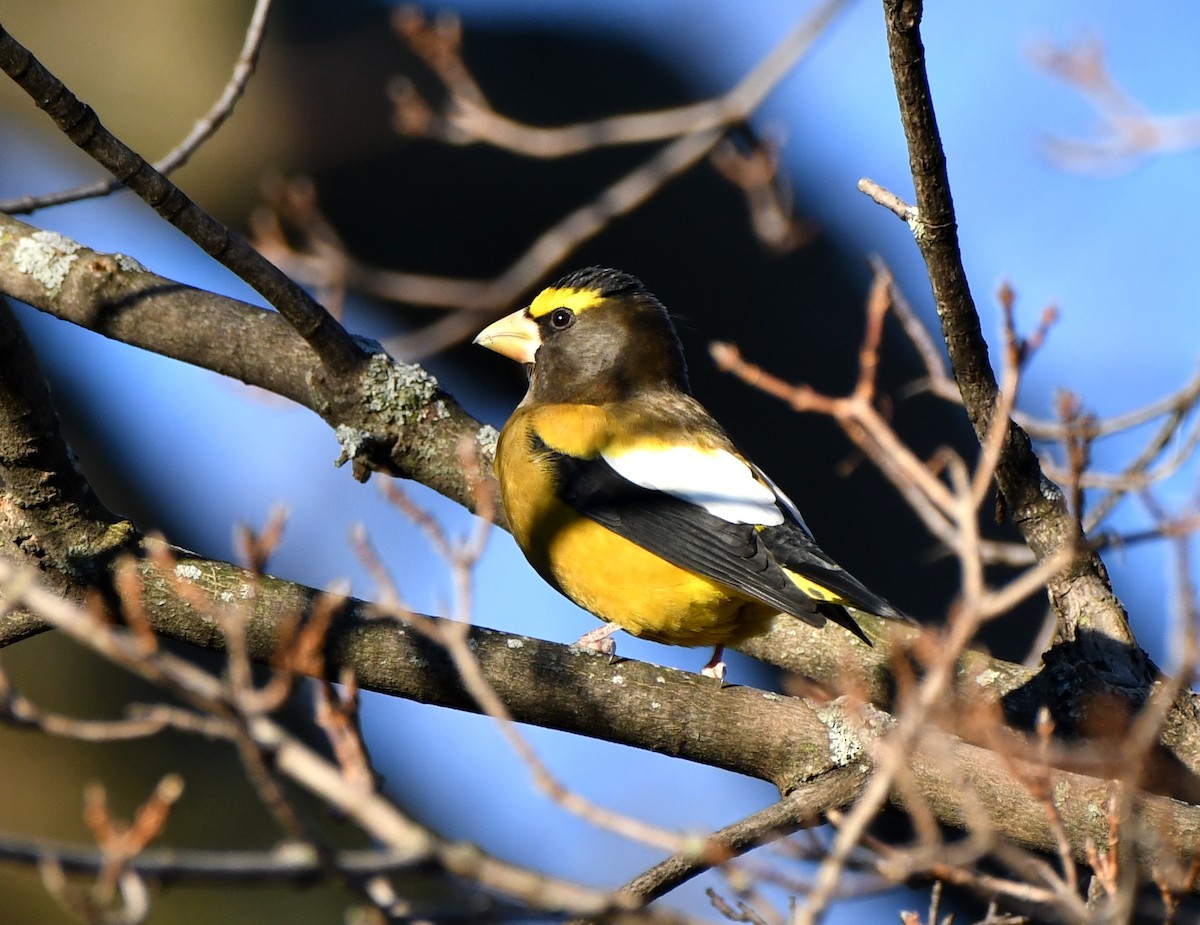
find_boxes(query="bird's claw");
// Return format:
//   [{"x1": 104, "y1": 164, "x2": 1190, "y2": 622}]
[{"x1": 573, "y1": 624, "x2": 619, "y2": 659}]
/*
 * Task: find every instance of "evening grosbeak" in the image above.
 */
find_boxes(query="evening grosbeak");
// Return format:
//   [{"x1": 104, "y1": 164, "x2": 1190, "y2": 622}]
[{"x1": 474, "y1": 267, "x2": 907, "y2": 680}]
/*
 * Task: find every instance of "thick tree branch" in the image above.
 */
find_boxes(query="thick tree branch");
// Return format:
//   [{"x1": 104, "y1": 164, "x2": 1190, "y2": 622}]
[
  {"x1": 877, "y1": 0, "x2": 1146, "y2": 679},
  {"x1": 0, "y1": 212, "x2": 499, "y2": 518},
  {"x1": 6, "y1": 552, "x2": 1200, "y2": 886},
  {"x1": 0, "y1": 21, "x2": 366, "y2": 377},
  {"x1": 0, "y1": 298, "x2": 136, "y2": 625}
]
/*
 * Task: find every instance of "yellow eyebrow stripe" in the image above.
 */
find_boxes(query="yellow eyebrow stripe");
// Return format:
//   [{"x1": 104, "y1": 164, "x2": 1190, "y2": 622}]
[{"x1": 528, "y1": 286, "x2": 604, "y2": 319}]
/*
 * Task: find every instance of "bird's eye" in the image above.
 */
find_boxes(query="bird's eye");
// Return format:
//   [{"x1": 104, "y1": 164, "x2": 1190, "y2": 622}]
[{"x1": 549, "y1": 307, "x2": 575, "y2": 330}]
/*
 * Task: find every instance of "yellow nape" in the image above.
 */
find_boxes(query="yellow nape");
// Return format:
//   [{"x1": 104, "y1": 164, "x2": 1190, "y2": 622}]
[{"x1": 529, "y1": 286, "x2": 605, "y2": 319}]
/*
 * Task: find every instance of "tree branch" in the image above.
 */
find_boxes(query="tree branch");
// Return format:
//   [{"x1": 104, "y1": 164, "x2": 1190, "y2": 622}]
[
  {"x1": 613, "y1": 775, "x2": 866, "y2": 908},
  {"x1": 876, "y1": 0, "x2": 1147, "y2": 680},
  {"x1": 0, "y1": 211, "x2": 499, "y2": 516},
  {"x1": 391, "y1": 0, "x2": 848, "y2": 157},
  {"x1": 7, "y1": 225, "x2": 1200, "y2": 788},
  {"x1": 0, "y1": 20, "x2": 366, "y2": 377},
  {"x1": 7, "y1": 553, "x2": 1200, "y2": 886},
  {"x1": 0, "y1": 0, "x2": 275, "y2": 216},
  {"x1": 0, "y1": 297, "x2": 134, "y2": 616}
]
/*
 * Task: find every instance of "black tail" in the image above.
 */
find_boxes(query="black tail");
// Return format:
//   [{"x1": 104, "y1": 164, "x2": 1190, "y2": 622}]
[{"x1": 816, "y1": 603, "x2": 873, "y2": 646}]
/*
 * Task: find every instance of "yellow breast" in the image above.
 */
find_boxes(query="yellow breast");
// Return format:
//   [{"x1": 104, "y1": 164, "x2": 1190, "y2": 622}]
[{"x1": 496, "y1": 408, "x2": 769, "y2": 647}]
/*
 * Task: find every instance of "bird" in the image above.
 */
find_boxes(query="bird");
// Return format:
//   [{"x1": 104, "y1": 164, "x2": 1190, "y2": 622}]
[{"x1": 474, "y1": 266, "x2": 908, "y2": 680}]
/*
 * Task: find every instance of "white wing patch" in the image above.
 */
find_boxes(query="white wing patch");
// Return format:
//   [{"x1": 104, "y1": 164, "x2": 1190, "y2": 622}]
[{"x1": 602, "y1": 446, "x2": 785, "y2": 525}]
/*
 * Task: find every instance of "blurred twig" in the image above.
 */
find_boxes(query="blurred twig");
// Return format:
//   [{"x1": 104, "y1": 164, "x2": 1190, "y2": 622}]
[
  {"x1": 1030, "y1": 37, "x2": 1200, "y2": 173},
  {"x1": 0, "y1": 0, "x2": 274, "y2": 215},
  {"x1": 0, "y1": 558, "x2": 651, "y2": 921},
  {"x1": 0, "y1": 21, "x2": 367, "y2": 377},
  {"x1": 358, "y1": 480, "x2": 691, "y2": 855},
  {"x1": 388, "y1": 0, "x2": 847, "y2": 157},
  {"x1": 256, "y1": 0, "x2": 851, "y2": 356}
]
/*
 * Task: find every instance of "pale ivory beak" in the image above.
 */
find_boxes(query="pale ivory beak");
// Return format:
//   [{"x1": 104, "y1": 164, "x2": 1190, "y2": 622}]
[{"x1": 473, "y1": 308, "x2": 541, "y2": 364}]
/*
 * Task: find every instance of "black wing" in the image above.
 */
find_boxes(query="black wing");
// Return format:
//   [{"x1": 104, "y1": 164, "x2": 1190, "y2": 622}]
[
  {"x1": 750, "y1": 460, "x2": 909, "y2": 624},
  {"x1": 549, "y1": 447, "x2": 834, "y2": 630},
  {"x1": 759, "y1": 520, "x2": 908, "y2": 623}
]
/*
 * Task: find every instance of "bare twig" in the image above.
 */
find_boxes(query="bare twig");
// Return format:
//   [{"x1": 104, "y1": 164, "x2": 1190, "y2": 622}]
[
  {"x1": 257, "y1": 0, "x2": 850, "y2": 355},
  {"x1": 0, "y1": 836, "x2": 430, "y2": 882},
  {"x1": 1030, "y1": 37, "x2": 1200, "y2": 172},
  {"x1": 0, "y1": 23, "x2": 366, "y2": 376},
  {"x1": 257, "y1": 127, "x2": 724, "y2": 359},
  {"x1": 0, "y1": 0, "x2": 275, "y2": 215},
  {"x1": 355, "y1": 502, "x2": 687, "y2": 855},
  {"x1": 711, "y1": 133, "x2": 816, "y2": 252},
  {"x1": 0, "y1": 559, "x2": 645, "y2": 919},
  {"x1": 82, "y1": 774, "x2": 183, "y2": 913},
  {"x1": 871, "y1": 254, "x2": 1200, "y2": 556},
  {"x1": 0, "y1": 668, "x2": 170, "y2": 742},
  {"x1": 874, "y1": 0, "x2": 1144, "y2": 664},
  {"x1": 602, "y1": 770, "x2": 868, "y2": 914},
  {"x1": 389, "y1": 0, "x2": 849, "y2": 157},
  {"x1": 793, "y1": 325, "x2": 1029, "y2": 924}
]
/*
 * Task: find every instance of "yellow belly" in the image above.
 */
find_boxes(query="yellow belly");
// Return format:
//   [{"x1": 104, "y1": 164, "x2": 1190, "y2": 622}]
[
  {"x1": 497, "y1": 415, "x2": 771, "y2": 647},
  {"x1": 539, "y1": 510, "x2": 771, "y2": 646}
]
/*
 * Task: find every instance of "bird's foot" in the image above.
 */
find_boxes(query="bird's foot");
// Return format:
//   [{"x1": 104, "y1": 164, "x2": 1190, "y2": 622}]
[
  {"x1": 573, "y1": 624, "x2": 619, "y2": 658},
  {"x1": 700, "y1": 646, "x2": 727, "y2": 682}
]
